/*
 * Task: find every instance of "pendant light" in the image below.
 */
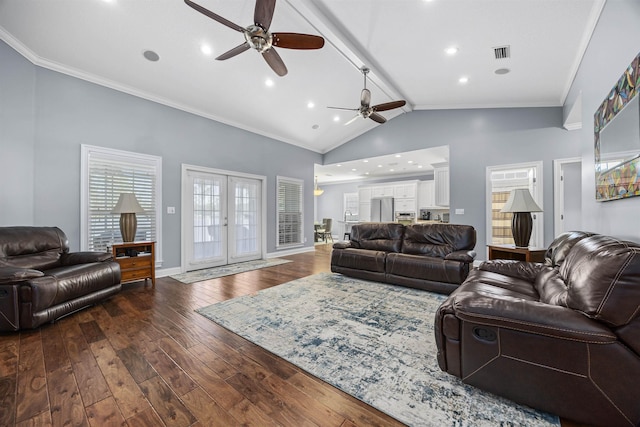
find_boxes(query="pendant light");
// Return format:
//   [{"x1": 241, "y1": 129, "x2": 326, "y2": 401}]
[{"x1": 314, "y1": 176, "x2": 324, "y2": 196}]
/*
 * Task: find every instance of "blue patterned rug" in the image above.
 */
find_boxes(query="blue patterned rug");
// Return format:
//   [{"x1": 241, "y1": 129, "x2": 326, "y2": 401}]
[
  {"x1": 170, "y1": 258, "x2": 292, "y2": 283},
  {"x1": 196, "y1": 272, "x2": 560, "y2": 426}
]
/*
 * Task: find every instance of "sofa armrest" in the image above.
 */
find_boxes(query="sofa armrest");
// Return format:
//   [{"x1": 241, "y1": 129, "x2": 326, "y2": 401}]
[
  {"x1": 478, "y1": 259, "x2": 543, "y2": 283},
  {"x1": 450, "y1": 292, "x2": 616, "y2": 343},
  {"x1": 332, "y1": 241, "x2": 352, "y2": 250},
  {"x1": 60, "y1": 251, "x2": 113, "y2": 266},
  {"x1": 444, "y1": 250, "x2": 476, "y2": 263},
  {"x1": 0, "y1": 267, "x2": 44, "y2": 284}
]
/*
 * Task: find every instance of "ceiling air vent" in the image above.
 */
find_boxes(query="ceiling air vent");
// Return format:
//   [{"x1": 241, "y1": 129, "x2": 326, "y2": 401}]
[{"x1": 493, "y1": 45, "x2": 510, "y2": 59}]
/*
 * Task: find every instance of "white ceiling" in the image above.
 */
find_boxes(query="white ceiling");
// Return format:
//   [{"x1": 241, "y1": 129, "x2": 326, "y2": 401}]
[{"x1": 0, "y1": 0, "x2": 604, "y2": 157}]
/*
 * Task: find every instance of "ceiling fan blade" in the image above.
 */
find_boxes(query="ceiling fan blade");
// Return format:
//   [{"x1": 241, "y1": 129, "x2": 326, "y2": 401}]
[
  {"x1": 184, "y1": 0, "x2": 245, "y2": 33},
  {"x1": 327, "y1": 106, "x2": 358, "y2": 111},
  {"x1": 262, "y1": 48, "x2": 288, "y2": 76},
  {"x1": 254, "y1": 0, "x2": 276, "y2": 30},
  {"x1": 372, "y1": 100, "x2": 407, "y2": 112},
  {"x1": 361, "y1": 89, "x2": 371, "y2": 108},
  {"x1": 344, "y1": 114, "x2": 361, "y2": 126},
  {"x1": 272, "y1": 33, "x2": 325, "y2": 49},
  {"x1": 216, "y1": 42, "x2": 251, "y2": 60},
  {"x1": 369, "y1": 112, "x2": 387, "y2": 124}
]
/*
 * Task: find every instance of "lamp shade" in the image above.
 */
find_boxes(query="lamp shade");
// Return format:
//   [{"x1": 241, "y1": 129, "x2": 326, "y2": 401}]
[
  {"x1": 111, "y1": 193, "x2": 145, "y2": 214},
  {"x1": 500, "y1": 188, "x2": 542, "y2": 213}
]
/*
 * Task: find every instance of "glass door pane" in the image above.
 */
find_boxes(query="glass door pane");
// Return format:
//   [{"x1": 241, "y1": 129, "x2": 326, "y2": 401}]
[
  {"x1": 187, "y1": 171, "x2": 227, "y2": 270},
  {"x1": 228, "y1": 176, "x2": 261, "y2": 263}
]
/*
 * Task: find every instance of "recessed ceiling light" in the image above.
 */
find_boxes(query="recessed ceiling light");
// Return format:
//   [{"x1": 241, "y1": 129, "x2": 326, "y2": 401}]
[
  {"x1": 390, "y1": 169, "x2": 395, "y2": 172},
  {"x1": 365, "y1": 172, "x2": 370, "y2": 175},
  {"x1": 363, "y1": 159, "x2": 369, "y2": 163},
  {"x1": 307, "y1": 101, "x2": 315, "y2": 109},
  {"x1": 445, "y1": 46, "x2": 458, "y2": 55},
  {"x1": 200, "y1": 44, "x2": 212, "y2": 56},
  {"x1": 377, "y1": 164, "x2": 383, "y2": 168},
  {"x1": 142, "y1": 50, "x2": 160, "y2": 62},
  {"x1": 408, "y1": 160, "x2": 414, "y2": 164},
  {"x1": 333, "y1": 115, "x2": 340, "y2": 122},
  {"x1": 495, "y1": 68, "x2": 511, "y2": 75},
  {"x1": 395, "y1": 154, "x2": 402, "y2": 158},
  {"x1": 458, "y1": 76, "x2": 469, "y2": 84},
  {"x1": 265, "y1": 78, "x2": 274, "y2": 87},
  {"x1": 351, "y1": 168, "x2": 357, "y2": 172},
  {"x1": 337, "y1": 164, "x2": 342, "y2": 167},
  {"x1": 418, "y1": 165, "x2": 423, "y2": 168}
]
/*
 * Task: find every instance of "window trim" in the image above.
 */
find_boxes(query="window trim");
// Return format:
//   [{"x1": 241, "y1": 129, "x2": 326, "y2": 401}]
[
  {"x1": 276, "y1": 175, "x2": 304, "y2": 249},
  {"x1": 80, "y1": 144, "x2": 163, "y2": 265}
]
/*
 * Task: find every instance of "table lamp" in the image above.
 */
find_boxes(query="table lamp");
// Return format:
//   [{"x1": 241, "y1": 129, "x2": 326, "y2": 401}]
[
  {"x1": 500, "y1": 188, "x2": 542, "y2": 248},
  {"x1": 112, "y1": 193, "x2": 145, "y2": 242}
]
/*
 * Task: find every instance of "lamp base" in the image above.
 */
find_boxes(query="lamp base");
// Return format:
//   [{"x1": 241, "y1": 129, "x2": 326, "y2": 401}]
[
  {"x1": 511, "y1": 212, "x2": 533, "y2": 248},
  {"x1": 120, "y1": 213, "x2": 137, "y2": 242}
]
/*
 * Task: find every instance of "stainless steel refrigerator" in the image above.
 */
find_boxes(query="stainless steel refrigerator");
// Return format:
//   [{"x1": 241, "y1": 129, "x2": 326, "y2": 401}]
[{"x1": 370, "y1": 197, "x2": 394, "y2": 222}]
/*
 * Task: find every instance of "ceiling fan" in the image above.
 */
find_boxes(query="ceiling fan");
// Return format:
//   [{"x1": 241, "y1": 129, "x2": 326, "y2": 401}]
[
  {"x1": 328, "y1": 67, "x2": 406, "y2": 125},
  {"x1": 184, "y1": 0, "x2": 325, "y2": 76}
]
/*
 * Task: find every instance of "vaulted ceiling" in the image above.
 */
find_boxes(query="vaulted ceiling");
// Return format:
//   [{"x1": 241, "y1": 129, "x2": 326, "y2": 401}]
[{"x1": 0, "y1": 0, "x2": 604, "y2": 155}]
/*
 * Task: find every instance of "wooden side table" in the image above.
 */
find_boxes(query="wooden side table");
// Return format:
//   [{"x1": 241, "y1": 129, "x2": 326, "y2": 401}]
[
  {"x1": 487, "y1": 244, "x2": 546, "y2": 263},
  {"x1": 111, "y1": 241, "x2": 155, "y2": 287}
]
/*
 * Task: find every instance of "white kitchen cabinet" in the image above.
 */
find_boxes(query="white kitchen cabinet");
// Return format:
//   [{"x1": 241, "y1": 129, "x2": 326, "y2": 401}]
[
  {"x1": 371, "y1": 185, "x2": 394, "y2": 197},
  {"x1": 393, "y1": 182, "x2": 417, "y2": 199},
  {"x1": 358, "y1": 186, "x2": 372, "y2": 221},
  {"x1": 434, "y1": 164, "x2": 450, "y2": 207},
  {"x1": 418, "y1": 181, "x2": 435, "y2": 208}
]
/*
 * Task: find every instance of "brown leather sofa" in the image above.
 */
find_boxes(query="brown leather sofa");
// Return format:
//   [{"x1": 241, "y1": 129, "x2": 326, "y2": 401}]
[
  {"x1": 0, "y1": 226, "x2": 122, "y2": 331},
  {"x1": 435, "y1": 231, "x2": 640, "y2": 426},
  {"x1": 331, "y1": 222, "x2": 476, "y2": 294}
]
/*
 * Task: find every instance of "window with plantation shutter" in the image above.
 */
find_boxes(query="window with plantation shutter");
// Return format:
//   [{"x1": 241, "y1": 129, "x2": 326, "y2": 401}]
[
  {"x1": 276, "y1": 176, "x2": 303, "y2": 248},
  {"x1": 81, "y1": 145, "x2": 162, "y2": 263}
]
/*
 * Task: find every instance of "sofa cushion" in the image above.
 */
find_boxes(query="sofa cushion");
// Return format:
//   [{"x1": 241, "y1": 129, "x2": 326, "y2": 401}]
[
  {"x1": 560, "y1": 235, "x2": 640, "y2": 326},
  {"x1": 401, "y1": 223, "x2": 476, "y2": 258},
  {"x1": 0, "y1": 226, "x2": 69, "y2": 271},
  {"x1": 543, "y1": 231, "x2": 595, "y2": 267},
  {"x1": 330, "y1": 248, "x2": 386, "y2": 273},
  {"x1": 350, "y1": 223, "x2": 405, "y2": 253},
  {"x1": 386, "y1": 253, "x2": 468, "y2": 285}
]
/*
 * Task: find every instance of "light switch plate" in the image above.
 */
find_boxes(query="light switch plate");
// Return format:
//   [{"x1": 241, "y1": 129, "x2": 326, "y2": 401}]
[
  {"x1": 455, "y1": 208, "x2": 464, "y2": 215},
  {"x1": 167, "y1": 206, "x2": 176, "y2": 214}
]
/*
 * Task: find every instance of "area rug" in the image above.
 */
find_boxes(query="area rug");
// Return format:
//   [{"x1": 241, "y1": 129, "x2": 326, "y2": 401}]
[
  {"x1": 196, "y1": 272, "x2": 560, "y2": 426},
  {"x1": 170, "y1": 258, "x2": 292, "y2": 283}
]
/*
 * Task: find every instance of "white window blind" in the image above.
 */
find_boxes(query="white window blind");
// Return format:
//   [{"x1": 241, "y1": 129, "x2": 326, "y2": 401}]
[
  {"x1": 277, "y1": 176, "x2": 303, "y2": 247},
  {"x1": 81, "y1": 145, "x2": 162, "y2": 255}
]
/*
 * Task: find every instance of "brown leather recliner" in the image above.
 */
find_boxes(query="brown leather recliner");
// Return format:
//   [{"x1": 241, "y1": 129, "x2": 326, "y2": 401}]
[
  {"x1": 331, "y1": 222, "x2": 476, "y2": 294},
  {"x1": 0, "y1": 226, "x2": 122, "y2": 331},
  {"x1": 435, "y1": 231, "x2": 640, "y2": 426}
]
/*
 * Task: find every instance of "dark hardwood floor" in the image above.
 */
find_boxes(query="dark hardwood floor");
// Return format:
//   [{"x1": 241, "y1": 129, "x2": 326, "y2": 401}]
[{"x1": 0, "y1": 244, "x2": 587, "y2": 426}]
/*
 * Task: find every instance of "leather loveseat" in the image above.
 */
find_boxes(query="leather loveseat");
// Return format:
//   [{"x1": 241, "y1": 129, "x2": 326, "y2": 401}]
[
  {"x1": 435, "y1": 231, "x2": 640, "y2": 426},
  {"x1": 331, "y1": 222, "x2": 476, "y2": 294},
  {"x1": 0, "y1": 226, "x2": 122, "y2": 331}
]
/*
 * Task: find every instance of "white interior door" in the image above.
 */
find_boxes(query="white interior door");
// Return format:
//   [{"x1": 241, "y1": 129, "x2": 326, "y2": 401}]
[
  {"x1": 183, "y1": 167, "x2": 264, "y2": 271},
  {"x1": 554, "y1": 158, "x2": 582, "y2": 236}
]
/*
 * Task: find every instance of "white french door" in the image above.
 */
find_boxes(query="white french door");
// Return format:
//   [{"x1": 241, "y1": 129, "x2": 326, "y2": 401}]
[{"x1": 183, "y1": 166, "x2": 263, "y2": 271}]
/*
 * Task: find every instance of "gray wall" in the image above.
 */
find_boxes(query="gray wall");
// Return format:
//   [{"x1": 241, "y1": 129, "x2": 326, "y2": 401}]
[
  {"x1": 0, "y1": 40, "x2": 322, "y2": 268},
  {"x1": 0, "y1": 41, "x2": 35, "y2": 225},
  {"x1": 564, "y1": 0, "x2": 640, "y2": 241},
  {"x1": 324, "y1": 107, "x2": 581, "y2": 257}
]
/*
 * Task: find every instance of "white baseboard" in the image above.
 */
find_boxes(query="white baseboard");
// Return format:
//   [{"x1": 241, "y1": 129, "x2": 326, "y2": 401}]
[{"x1": 268, "y1": 246, "x2": 316, "y2": 258}]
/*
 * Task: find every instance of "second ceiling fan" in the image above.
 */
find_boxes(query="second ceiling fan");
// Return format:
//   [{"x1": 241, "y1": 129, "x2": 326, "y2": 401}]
[
  {"x1": 329, "y1": 67, "x2": 407, "y2": 125},
  {"x1": 184, "y1": 0, "x2": 325, "y2": 76}
]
